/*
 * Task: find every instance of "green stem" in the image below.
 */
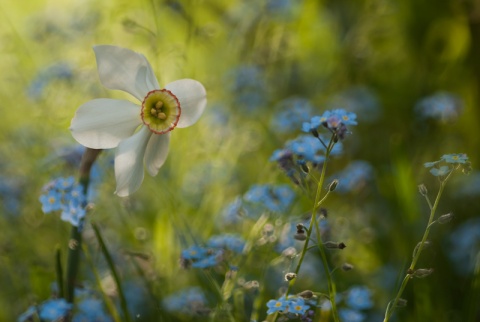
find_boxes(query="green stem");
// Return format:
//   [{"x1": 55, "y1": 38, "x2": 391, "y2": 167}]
[
  {"x1": 65, "y1": 149, "x2": 101, "y2": 305},
  {"x1": 65, "y1": 223, "x2": 83, "y2": 303},
  {"x1": 284, "y1": 134, "x2": 340, "y2": 322},
  {"x1": 92, "y1": 223, "x2": 132, "y2": 322},
  {"x1": 383, "y1": 171, "x2": 454, "y2": 322},
  {"x1": 55, "y1": 246, "x2": 64, "y2": 299},
  {"x1": 82, "y1": 244, "x2": 123, "y2": 322}
]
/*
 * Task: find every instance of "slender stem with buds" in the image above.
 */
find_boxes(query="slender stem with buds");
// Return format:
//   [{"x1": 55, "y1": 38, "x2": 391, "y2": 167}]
[
  {"x1": 284, "y1": 134, "x2": 340, "y2": 322},
  {"x1": 383, "y1": 170, "x2": 454, "y2": 322}
]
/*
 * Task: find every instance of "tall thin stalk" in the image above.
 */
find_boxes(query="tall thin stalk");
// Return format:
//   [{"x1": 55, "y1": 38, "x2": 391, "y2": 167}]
[
  {"x1": 383, "y1": 170, "x2": 454, "y2": 322},
  {"x1": 65, "y1": 148, "x2": 101, "y2": 303},
  {"x1": 284, "y1": 134, "x2": 340, "y2": 322}
]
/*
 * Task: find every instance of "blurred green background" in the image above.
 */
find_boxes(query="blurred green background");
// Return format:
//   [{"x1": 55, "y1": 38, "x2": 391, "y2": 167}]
[{"x1": 1, "y1": 0, "x2": 479, "y2": 321}]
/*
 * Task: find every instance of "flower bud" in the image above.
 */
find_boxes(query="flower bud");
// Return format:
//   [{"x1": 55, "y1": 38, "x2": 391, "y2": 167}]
[
  {"x1": 297, "y1": 290, "x2": 314, "y2": 298},
  {"x1": 396, "y1": 298, "x2": 408, "y2": 308},
  {"x1": 284, "y1": 272, "x2": 297, "y2": 281},
  {"x1": 324, "y1": 241, "x2": 337, "y2": 248},
  {"x1": 243, "y1": 280, "x2": 260, "y2": 290},
  {"x1": 319, "y1": 208, "x2": 328, "y2": 218},
  {"x1": 324, "y1": 241, "x2": 346, "y2": 249},
  {"x1": 462, "y1": 161, "x2": 472, "y2": 175},
  {"x1": 437, "y1": 212, "x2": 454, "y2": 224},
  {"x1": 418, "y1": 184, "x2": 428, "y2": 196},
  {"x1": 412, "y1": 240, "x2": 431, "y2": 258},
  {"x1": 300, "y1": 162, "x2": 309, "y2": 174},
  {"x1": 294, "y1": 233, "x2": 307, "y2": 241},
  {"x1": 282, "y1": 247, "x2": 297, "y2": 258},
  {"x1": 328, "y1": 179, "x2": 339, "y2": 192},
  {"x1": 341, "y1": 263, "x2": 354, "y2": 271},
  {"x1": 412, "y1": 268, "x2": 434, "y2": 278}
]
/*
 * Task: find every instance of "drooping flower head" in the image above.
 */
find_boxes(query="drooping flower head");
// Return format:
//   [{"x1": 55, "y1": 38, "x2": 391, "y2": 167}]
[{"x1": 70, "y1": 45, "x2": 207, "y2": 196}]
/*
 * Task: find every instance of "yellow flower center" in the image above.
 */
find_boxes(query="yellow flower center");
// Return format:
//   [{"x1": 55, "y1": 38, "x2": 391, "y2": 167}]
[{"x1": 141, "y1": 89, "x2": 181, "y2": 134}]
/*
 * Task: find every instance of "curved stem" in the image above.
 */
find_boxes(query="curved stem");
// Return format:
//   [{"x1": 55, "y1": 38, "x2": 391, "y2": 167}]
[{"x1": 384, "y1": 171, "x2": 454, "y2": 322}]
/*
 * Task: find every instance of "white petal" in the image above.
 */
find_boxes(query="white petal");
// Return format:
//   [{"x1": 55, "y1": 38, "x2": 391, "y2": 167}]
[
  {"x1": 70, "y1": 98, "x2": 142, "y2": 149},
  {"x1": 144, "y1": 133, "x2": 170, "y2": 176},
  {"x1": 93, "y1": 45, "x2": 159, "y2": 101},
  {"x1": 114, "y1": 126, "x2": 151, "y2": 197},
  {"x1": 165, "y1": 79, "x2": 207, "y2": 128}
]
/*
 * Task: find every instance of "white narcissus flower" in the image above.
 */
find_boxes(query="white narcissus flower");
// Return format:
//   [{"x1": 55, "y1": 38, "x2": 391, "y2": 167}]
[{"x1": 70, "y1": 45, "x2": 207, "y2": 196}]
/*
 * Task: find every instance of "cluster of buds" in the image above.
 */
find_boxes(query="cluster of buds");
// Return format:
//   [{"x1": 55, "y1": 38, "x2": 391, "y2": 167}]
[{"x1": 302, "y1": 109, "x2": 357, "y2": 142}]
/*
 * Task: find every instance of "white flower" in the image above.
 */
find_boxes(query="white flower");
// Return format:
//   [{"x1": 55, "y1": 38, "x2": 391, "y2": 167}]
[{"x1": 70, "y1": 45, "x2": 207, "y2": 196}]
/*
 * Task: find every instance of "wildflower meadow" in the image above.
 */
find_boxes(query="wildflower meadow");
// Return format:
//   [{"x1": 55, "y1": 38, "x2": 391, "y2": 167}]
[{"x1": 1, "y1": 1, "x2": 480, "y2": 321}]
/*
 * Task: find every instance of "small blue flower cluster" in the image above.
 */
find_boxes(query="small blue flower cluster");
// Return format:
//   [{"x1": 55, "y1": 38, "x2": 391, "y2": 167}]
[
  {"x1": 453, "y1": 171, "x2": 480, "y2": 197},
  {"x1": 42, "y1": 144, "x2": 104, "y2": 202},
  {"x1": 244, "y1": 184, "x2": 296, "y2": 213},
  {"x1": 181, "y1": 235, "x2": 245, "y2": 269},
  {"x1": 162, "y1": 287, "x2": 209, "y2": 316},
  {"x1": 267, "y1": 296, "x2": 310, "y2": 317},
  {"x1": 181, "y1": 245, "x2": 223, "y2": 269},
  {"x1": 270, "y1": 108, "x2": 356, "y2": 185},
  {"x1": 27, "y1": 62, "x2": 74, "y2": 99},
  {"x1": 330, "y1": 161, "x2": 374, "y2": 194},
  {"x1": 228, "y1": 65, "x2": 267, "y2": 112},
  {"x1": 302, "y1": 109, "x2": 357, "y2": 143},
  {"x1": 327, "y1": 86, "x2": 380, "y2": 123},
  {"x1": 345, "y1": 286, "x2": 374, "y2": 311},
  {"x1": 338, "y1": 286, "x2": 374, "y2": 322},
  {"x1": 266, "y1": 0, "x2": 295, "y2": 16},
  {"x1": 415, "y1": 92, "x2": 463, "y2": 122},
  {"x1": 424, "y1": 153, "x2": 470, "y2": 177},
  {"x1": 221, "y1": 184, "x2": 296, "y2": 224},
  {"x1": 18, "y1": 298, "x2": 72, "y2": 322},
  {"x1": 19, "y1": 286, "x2": 112, "y2": 322},
  {"x1": 320, "y1": 286, "x2": 374, "y2": 322},
  {"x1": 270, "y1": 135, "x2": 343, "y2": 184},
  {"x1": 448, "y1": 218, "x2": 480, "y2": 275},
  {"x1": 270, "y1": 98, "x2": 314, "y2": 134},
  {"x1": 207, "y1": 234, "x2": 245, "y2": 253},
  {"x1": 39, "y1": 176, "x2": 86, "y2": 227},
  {"x1": 0, "y1": 175, "x2": 22, "y2": 215},
  {"x1": 73, "y1": 298, "x2": 113, "y2": 322},
  {"x1": 338, "y1": 308, "x2": 366, "y2": 322}
]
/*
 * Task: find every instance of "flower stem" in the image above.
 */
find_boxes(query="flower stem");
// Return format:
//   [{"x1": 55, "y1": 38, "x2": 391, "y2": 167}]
[
  {"x1": 284, "y1": 134, "x2": 340, "y2": 322},
  {"x1": 55, "y1": 245, "x2": 64, "y2": 299},
  {"x1": 92, "y1": 222, "x2": 132, "y2": 322},
  {"x1": 65, "y1": 148, "x2": 101, "y2": 304},
  {"x1": 65, "y1": 225, "x2": 82, "y2": 303},
  {"x1": 383, "y1": 171, "x2": 454, "y2": 322},
  {"x1": 82, "y1": 244, "x2": 123, "y2": 322}
]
